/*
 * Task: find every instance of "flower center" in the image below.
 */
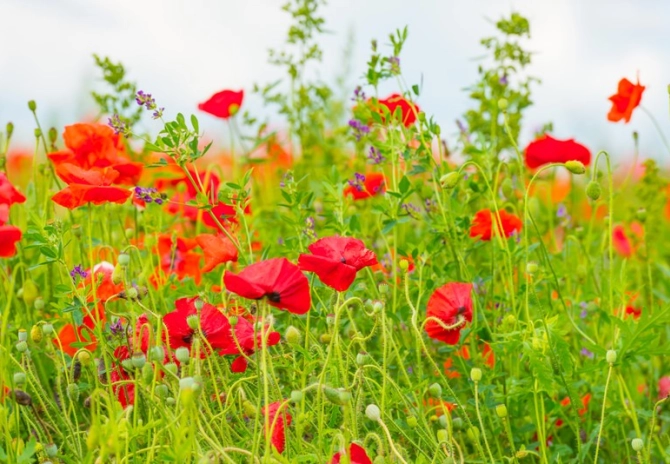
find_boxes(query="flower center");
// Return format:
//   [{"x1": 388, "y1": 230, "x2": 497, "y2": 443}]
[{"x1": 267, "y1": 292, "x2": 281, "y2": 303}]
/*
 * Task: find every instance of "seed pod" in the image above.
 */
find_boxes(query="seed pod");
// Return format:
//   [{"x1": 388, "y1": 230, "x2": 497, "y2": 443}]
[
  {"x1": 30, "y1": 325, "x2": 43, "y2": 343},
  {"x1": 118, "y1": 253, "x2": 130, "y2": 267},
  {"x1": 175, "y1": 347, "x2": 190, "y2": 364},
  {"x1": 45, "y1": 443, "x2": 58, "y2": 457},
  {"x1": 290, "y1": 391, "x2": 304, "y2": 403},
  {"x1": 34, "y1": 298, "x2": 45, "y2": 311},
  {"x1": 407, "y1": 416, "x2": 418, "y2": 428},
  {"x1": 72, "y1": 360, "x2": 82, "y2": 382},
  {"x1": 42, "y1": 323, "x2": 54, "y2": 335},
  {"x1": 496, "y1": 404, "x2": 508, "y2": 418},
  {"x1": 631, "y1": 438, "x2": 643, "y2": 451},
  {"x1": 356, "y1": 351, "x2": 369, "y2": 366},
  {"x1": 11, "y1": 389, "x2": 32, "y2": 406}
]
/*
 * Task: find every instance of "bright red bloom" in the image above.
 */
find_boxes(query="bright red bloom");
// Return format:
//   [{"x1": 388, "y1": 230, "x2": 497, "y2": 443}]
[
  {"x1": 343, "y1": 172, "x2": 386, "y2": 200},
  {"x1": 608, "y1": 78, "x2": 645, "y2": 123},
  {"x1": 470, "y1": 209, "x2": 522, "y2": 241},
  {"x1": 612, "y1": 223, "x2": 643, "y2": 257},
  {"x1": 659, "y1": 376, "x2": 670, "y2": 399},
  {"x1": 150, "y1": 234, "x2": 202, "y2": 286},
  {"x1": 198, "y1": 90, "x2": 244, "y2": 119},
  {"x1": 524, "y1": 135, "x2": 591, "y2": 169},
  {"x1": 51, "y1": 164, "x2": 131, "y2": 209},
  {"x1": 298, "y1": 236, "x2": 377, "y2": 291},
  {"x1": 425, "y1": 283, "x2": 473, "y2": 345},
  {"x1": 196, "y1": 233, "x2": 239, "y2": 273},
  {"x1": 0, "y1": 173, "x2": 26, "y2": 206},
  {"x1": 377, "y1": 93, "x2": 420, "y2": 127},
  {"x1": 224, "y1": 258, "x2": 311, "y2": 314},
  {"x1": 48, "y1": 123, "x2": 142, "y2": 185},
  {"x1": 264, "y1": 401, "x2": 292, "y2": 454},
  {"x1": 331, "y1": 443, "x2": 372, "y2": 464},
  {"x1": 0, "y1": 226, "x2": 22, "y2": 257}
]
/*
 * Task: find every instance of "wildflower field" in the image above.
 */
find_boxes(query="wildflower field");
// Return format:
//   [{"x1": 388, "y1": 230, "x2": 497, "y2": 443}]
[{"x1": 2, "y1": 2, "x2": 670, "y2": 463}]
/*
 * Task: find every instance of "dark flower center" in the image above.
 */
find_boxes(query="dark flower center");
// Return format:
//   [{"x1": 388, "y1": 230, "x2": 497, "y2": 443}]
[
  {"x1": 182, "y1": 333, "x2": 193, "y2": 344},
  {"x1": 267, "y1": 292, "x2": 281, "y2": 303},
  {"x1": 340, "y1": 257, "x2": 347, "y2": 264},
  {"x1": 457, "y1": 306, "x2": 467, "y2": 315}
]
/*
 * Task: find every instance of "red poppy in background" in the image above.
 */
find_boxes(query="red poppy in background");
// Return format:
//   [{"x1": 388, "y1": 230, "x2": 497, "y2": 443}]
[
  {"x1": 48, "y1": 123, "x2": 142, "y2": 185},
  {"x1": 0, "y1": 226, "x2": 22, "y2": 257},
  {"x1": 331, "y1": 443, "x2": 372, "y2": 464},
  {"x1": 524, "y1": 135, "x2": 591, "y2": 169},
  {"x1": 425, "y1": 282, "x2": 473, "y2": 345},
  {"x1": 659, "y1": 376, "x2": 670, "y2": 399},
  {"x1": 198, "y1": 90, "x2": 244, "y2": 119},
  {"x1": 150, "y1": 234, "x2": 202, "y2": 286},
  {"x1": 264, "y1": 401, "x2": 292, "y2": 454},
  {"x1": 607, "y1": 78, "x2": 645, "y2": 123},
  {"x1": 51, "y1": 164, "x2": 132, "y2": 209},
  {"x1": 344, "y1": 172, "x2": 386, "y2": 200},
  {"x1": 298, "y1": 236, "x2": 377, "y2": 291},
  {"x1": 612, "y1": 222, "x2": 643, "y2": 257},
  {"x1": 224, "y1": 258, "x2": 311, "y2": 314},
  {"x1": 196, "y1": 233, "x2": 239, "y2": 272},
  {"x1": 110, "y1": 364, "x2": 134, "y2": 408},
  {"x1": 377, "y1": 93, "x2": 420, "y2": 127},
  {"x1": 0, "y1": 173, "x2": 26, "y2": 206},
  {"x1": 470, "y1": 209, "x2": 522, "y2": 241}
]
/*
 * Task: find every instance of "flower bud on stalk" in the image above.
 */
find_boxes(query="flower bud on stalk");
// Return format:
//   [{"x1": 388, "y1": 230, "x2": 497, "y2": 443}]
[
  {"x1": 440, "y1": 172, "x2": 460, "y2": 190},
  {"x1": 30, "y1": 325, "x2": 43, "y2": 343},
  {"x1": 606, "y1": 350, "x2": 617, "y2": 364},
  {"x1": 365, "y1": 404, "x2": 381, "y2": 421},
  {"x1": 285, "y1": 326, "x2": 302, "y2": 346},
  {"x1": 428, "y1": 382, "x2": 443, "y2": 398},
  {"x1": 565, "y1": 160, "x2": 586, "y2": 175},
  {"x1": 470, "y1": 368, "x2": 482, "y2": 382},
  {"x1": 586, "y1": 180, "x2": 601, "y2": 201}
]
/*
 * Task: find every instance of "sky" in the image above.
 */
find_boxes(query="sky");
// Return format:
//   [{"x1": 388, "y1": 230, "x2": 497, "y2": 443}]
[{"x1": 1, "y1": 0, "x2": 669, "y2": 162}]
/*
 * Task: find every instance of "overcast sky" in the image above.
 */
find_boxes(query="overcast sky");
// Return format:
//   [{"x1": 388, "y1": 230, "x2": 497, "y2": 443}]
[{"x1": 1, "y1": 0, "x2": 668, "y2": 162}]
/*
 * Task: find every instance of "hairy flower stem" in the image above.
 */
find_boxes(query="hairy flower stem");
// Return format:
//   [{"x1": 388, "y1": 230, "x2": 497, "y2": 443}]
[
  {"x1": 594, "y1": 360, "x2": 615, "y2": 463},
  {"x1": 473, "y1": 380, "x2": 495, "y2": 463}
]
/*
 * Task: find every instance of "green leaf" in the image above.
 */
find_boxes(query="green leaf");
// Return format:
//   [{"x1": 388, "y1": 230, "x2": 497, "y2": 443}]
[
  {"x1": 190, "y1": 114, "x2": 199, "y2": 133},
  {"x1": 39, "y1": 246, "x2": 57, "y2": 259},
  {"x1": 398, "y1": 175, "x2": 411, "y2": 195}
]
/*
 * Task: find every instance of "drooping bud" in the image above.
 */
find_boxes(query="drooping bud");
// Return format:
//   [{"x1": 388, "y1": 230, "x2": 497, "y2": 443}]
[
  {"x1": 149, "y1": 346, "x2": 164, "y2": 362},
  {"x1": 439, "y1": 171, "x2": 460, "y2": 190},
  {"x1": 586, "y1": 180, "x2": 601, "y2": 201},
  {"x1": 187, "y1": 315, "x2": 199, "y2": 331},
  {"x1": 501, "y1": 178, "x2": 515, "y2": 199},
  {"x1": 242, "y1": 399, "x2": 257, "y2": 417},
  {"x1": 118, "y1": 253, "x2": 130, "y2": 267},
  {"x1": 141, "y1": 363, "x2": 154, "y2": 384},
  {"x1": 77, "y1": 350, "x2": 92, "y2": 366},
  {"x1": 365, "y1": 404, "x2": 381, "y2": 421},
  {"x1": 112, "y1": 263, "x2": 124, "y2": 285},
  {"x1": 407, "y1": 416, "x2": 418, "y2": 428},
  {"x1": 466, "y1": 426, "x2": 480, "y2": 442},
  {"x1": 437, "y1": 429, "x2": 449, "y2": 444},
  {"x1": 155, "y1": 384, "x2": 168, "y2": 398},
  {"x1": 564, "y1": 160, "x2": 586, "y2": 175},
  {"x1": 28, "y1": 100, "x2": 37, "y2": 112},
  {"x1": 319, "y1": 333, "x2": 332, "y2": 344}
]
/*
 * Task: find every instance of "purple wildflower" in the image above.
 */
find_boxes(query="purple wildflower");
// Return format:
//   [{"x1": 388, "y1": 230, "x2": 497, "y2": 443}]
[
  {"x1": 580, "y1": 348, "x2": 594, "y2": 359},
  {"x1": 109, "y1": 319, "x2": 125, "y2": 337},
  {"x1": 349, "y1": 119, "x2": 370, "y2": 141},
  {"x1": 136, "y1": 90, "x2": 164, "y2": 119},
  {"x1": 70, "y1": 265, "x2": 88, "y2": 282},
  {"x1": 304, "y1": 216, "x2": 317, "y2": 240},
  {"x1": 134, "y1": 186, "x2": 167, "y2": 205},
  {"x1": 401, "y1": 203, "x2": 420, "y2": 217},
  {"x1": 348, "y1": 173, "x2": 366, "y2": 192},
  {"x1": 388, "y1": 56, "x2": 400, "y2": 73},
  {"x1": 108, "y1": 114, "x2": 129, "y2": 137},
  {"x1": 352, "y1": 86, "x2": 366, "y2": 101},
  {"x1": 367, "y1": 146, "x2": 385, "y2": 164},
  {"x1": 500, "y1": 74, "x2": 509, "y2": 86},
  {"x1": 579, "y1": 302, "x2": 588, "y2": 319}
]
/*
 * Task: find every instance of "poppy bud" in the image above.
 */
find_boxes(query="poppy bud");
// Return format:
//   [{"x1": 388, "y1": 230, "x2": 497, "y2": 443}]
[
  {"x1": 497, "y1": 98, "x2": 509, "y2": 111},
  {"x1": 13, "y1": 372, "x2": 26, "y2": 386},
  {"x1": 496, "y1": 404, "x2": 508, "y2": 418},
  {"x1": 356, "y1": 351, "x2": 369, "y2": 366},
  {"x1": 636, "y1": 208, "x2": 647, "y2": 222},
  {"x1": 67, "y1": 383, "x2": 79, "y2": 401},
  {"x1": 22, "y1": 279, "x2": 39, "y2": 307},
  {"x1": 399, "y1": 259, "x2": 410, "y2": 271},
  {"x1": 155, "y1": 384, "x2": 168, "y2": 398},
  {"x1": 365, "y1": 404, "x2": 381, "y2": 421},
  {"x1": 378, "y1": 283, "x2": 389, "y2": 294},
  {"x1": 631, "y1": 438, "x2": 643, "y2": 451},
  {"x1": 242, "y1": 399, "x2": 257, "y2": 417},
  {"x1": 285, "y1": 326, "x2": 302, "y2": 346},
  {"x1": 526, "y1": 262, "x2": 538, "y2": 275},
  {"x1": 470, "y1": 368, "x2": 482, "y2": 382},
  {"x1": 15, "y1": 341, "x2": 28, "y2": 353},
  {"x1": 326, "y1": 314, "x2": 336, "y2": 326},
  {"x1": 132, "y1": 352, "x2": 147, "y2": 369},
  {"x1": 228, "y1": 316, "x2": 238, "y2": 326},
  {"x1": 564, "y1": 160, "x2": 586, "y2": 175},
  {"x1": 118, "y1": 253, "x2": 130, "y2": 267},
  {"x1": 452, "y1": 417, "x2": 464, "y2": 430},
  {"x1": 45, "y1": 443, "x2": 58, "y2": 458},
  {"x1": 372, "y1": 301, "x2": 384, "y2": 313},
  {"x1": 466, "y1": 426, "x2": 480, "y2": 442},
  {"x1": 516, "y1": 448, "x2": 529, "y2": 458},
  {"x1": 576, "y1": 264, "x2": 587, "y2": 280},
  {"x1": 34, "y1": 128, "x2": 42, "y2": 139},
  {"x1": 439, "y1": 172, "x2": 460, "y2": 190},
  {"x1": 187, "y1": 315, "x2": 199, "y2": 331},
  {"x1": 141, "y1": 363, "x2": 153, "y2": 384},
  {"x1": 11, "y1": 389, "x2": 32, "y2": 406},
  {"x1": 407, "y1": 416, "x2": 418, "y2": 428},
  {"x1": 149, "y1": 346, "x2": 164, "y2": 362},
  {"x1": 77, "y1": 350, "x2": 92, "y2": 366},
  {"x1": 48, "y1": 127, "x2": 58, "y2": 144},
  {"x1": 586, "y1": 181, "x2": 601, "y2": 201},
  {"x1": 324, "y1": 387, "x2": 351, "y2": 406},
  {"x1": 319, "y1": 333, "x2": 332, "y2": 344},
  {"x1": 175, "y1": 347, "x2": 190, "y2": 364},
  {"x1": 194, "y1": 299, "x2": 204, "y2": 311},
  {"x1": 28, "y1": 100, "x2": 37, "y2": 111},
  {"x1": 290, "y1": 390, "x2": 304, "y2": 403},
  {"x1": 30, "y1": 325, "x2": 42, "y2": 343},
  {"x1": 166, "y1": 397, "x2": 176, "y2": 406},
  {"x1": 6, "y1": 122, "x2": 14, "y2": 138},
  {"x1": 606, "y1": 350, "x2": 617, "y2": 364},
  {"x1": 121, "y1": 359, "x2": 134, "y2": 371},
  {"x1": 112, "y1": 264, "x2": 124, "y2": 285},
  {"x1": 428, "y1": 382, "x2": 442, "y2": 398},
  {"x1": 34, "y1": 297, "x2": 45, "y2": 311},
  {"x1": 437, "y1": 429, "x2": 449, "y2": 444}
]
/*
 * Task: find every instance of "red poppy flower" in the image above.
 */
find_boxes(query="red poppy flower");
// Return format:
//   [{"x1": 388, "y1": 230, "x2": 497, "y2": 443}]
[
  {"x1": 264, "y1": 401, "x2": 292, "y2": 454},
  {"x1": 150, "y1": 235, "x2": 202, "y2": 286},
  {"x1": 56, "y1": 313, "x2": 101, "y2": 356},
  {"x1": 110, "y1": 365, "x2": 134, "y2": 408},
  {"x1": 48, "y1": 123, "x2": 142, "y2": 185},
  {"x1": 425, "y1": 283, "x2": 473, "y2": 345},
  {"x1": 659, "y1": 376, "x2": 670, "y2": 399},
  {"x1": 612, "y1": 223, "x2": 643, "y2": 257},
  {"x1": 224, "y1": 258, "x2": 311, "y2": 314},
  {"x1": 524, "y1": 135, "x2": 591, "y2": 169},
  {"x1": 607, "y1": 78, "x2": 645, "y2": 123},
  {"x1": 196, "y1": 233, "x2": 239, "y2": 272},
  {"x1": 377, "y1": 94, "x2": 420, "y2": 127},
  {"x1": 470, "y1": 209, "x2": 522, "y2": 241},
  {"x1": 298, "y1": 236, "x2": 377, "y2": 291},
  {"x1": 0, "y1": 173, "x2": 26, "y2": 206},
  {"x1": 198, "y1": 90, "x2": 244, "y2": 119},
  {"x1": 331, "y1": 443, "x2": 372, "y2": 464},
  {"x1": 343, "y1": 172, "x2": 386, "y2": 200},
  {"x1": 0, "y1": 226, "x2": 22, "y2": 257},
  {"x1": 51, "y1": 164, "x2": 132, "y2": 209}
]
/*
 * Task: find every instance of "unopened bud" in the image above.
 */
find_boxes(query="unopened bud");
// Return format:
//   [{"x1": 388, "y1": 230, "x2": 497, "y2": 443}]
[
  {"x1": 194, "y1": 299, "x2": 204, "y2": 311},
  {"x1": 125, "y1": 228, "x2": 135, "y2": 239},
  {"x1": 439, "y1": 171, "x2": 460, "y2": 190},
  {"x1": 228, "y1": 316, "x2": 238, "y2": 326},
  {"x1": 356, "y1": 351, "x2": 369, "y2": 366},
  {"x1": 28, "y1": 100, "x2": 37, "y2": 112},
  {"x1": 501, "y1": 178, "x2": 515, "y2": 199},
  {"x1": 365, "y1": 404, "x2": 381, "y2": 421},
  {"x1": 30, "y1": 325, "x2": 43, "y2": 343},
  {"x1": 407, "y1": 416, "x2": 418, "y2": 428},
  {"x1": 175, "y1": 347, "x2": 190, "y2": 364},
  {"x1": 77, "y1": 350, "x2": 92, "y2": 366},
  {"x1": 42, "y1": 323, "x2": 54, "y2": 335},
  {"x1": 290, "y1": 390, "x2": 304, "y2": 403},
  {"x1": 242, "y1": 399, "x2": 257, "y2": 416},
  {"x1": 636, "y1": 208, "x2": 647, "y2": 222},
  {"x1": 13, "y1": 372, "x2": 26, "y2": 386},
  {"x1": 67, "y1": 383, "x2": 80, "y2": 401},
  {"x1": 118, "y1": 253, "x2": 130, "y2": 266},
  {"x1": 565, "y1": 160, "x2": 586, "y2": 175},
  {"x1": 319, "y1": 333, "x2": 332, "y2": 344},
  {"x1": 586, "y1": 181, "x2": 601, "y2": 201},
  {"x1": 631, "y1": 438, "x2": 644, "y2": 451},
  {"x1": 452, "y1": 417, "x2": 464, "y2": 430},
  {"x1": 497, "y1": 98, "x2": 509, "y2": 111},
  {"x1": 132, "y1": 352, "x2": 147, "y2": 369},
  {"x1": 466, "y1": 426, "x2": 480, "y2": 442},
  {"x1": 34, "y1": 128, "x2": 42, "y2": 139},
  {"x1": 526, "y1": 262, "x2": 538, "y2": 275},
  {"x1": 16, "y1": 341, "x2": 28, "y2": 353},
  {"x1": 606, "y1": 350, "x2": 617, "y2": 364},
  {"x1": 6, "y1": 122, "x2": 14, "y2": 138},
  {"x1": 141, "y1": 362, "x2": 154, "y2": 384},
  {"x1": 155, "y1": 384, "x2": 168, "y2": 398},
  {"x1": 285, "y1": 326, "x2": 302, "y2": 346},
  {"x1": 187, "y1": 315, "x2": 199, "y2": 331},
  {"x1": 324, "y1": 387, "x2": 351, "y2": 406},
  {"x1": 164, "y1": 362, "x2": 179, "y2": 376},
  {"x1": 428, "y1": 382, "x2": 442, "y2": 398},
  {"x1": 470, "y1": 367, "x2": 482, "y2": 382},
  {"x1": 34, "y1": 297, "x2": 45, "y2": 311},
  {"x1": 496, "y1": 404, "x2": 508, "y2": 418},
  {"x1": 399, "y1": 259, "x2": 410, "y2": 271},
  {"x1": 112, "y1": 264, "x2": 124, "y2": 285},
  {"x1": 45, "y1": 443, "x2": 58, "y2": 458}
]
